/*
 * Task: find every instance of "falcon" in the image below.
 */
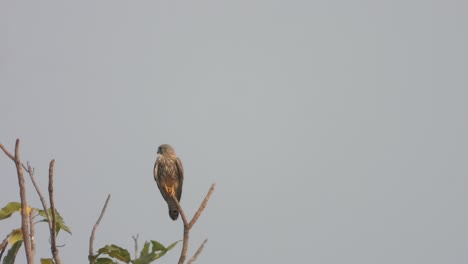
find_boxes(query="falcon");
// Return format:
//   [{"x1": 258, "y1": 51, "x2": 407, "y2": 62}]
[{"x1": 153, "y1": 144, "x2": 184, "y2": 220}]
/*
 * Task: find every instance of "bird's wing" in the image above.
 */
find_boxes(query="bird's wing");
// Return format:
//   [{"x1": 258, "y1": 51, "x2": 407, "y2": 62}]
[
  {"x1": 175, "y1": 157, "x2": 184, "y2": 201},
  {"x1": 153, "y1": 156, "x2": 167, "y2": 201}
]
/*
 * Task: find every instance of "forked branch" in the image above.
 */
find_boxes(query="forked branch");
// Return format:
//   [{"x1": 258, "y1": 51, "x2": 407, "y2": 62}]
[
  {"x1": 132, "y1": 234, "x2": 139, "y2": 259},
  {"x1": 23, "y1": 159, "x2": 62, "y2": 264},
  {"x1": 172, "y1": 183, "x2": 215, "y2": 264}
]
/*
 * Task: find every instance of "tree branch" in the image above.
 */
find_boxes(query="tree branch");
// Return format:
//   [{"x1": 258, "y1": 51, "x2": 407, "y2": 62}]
[
  {"x1": 89, "y1": 194, "x2": 111, "y2": 262},
  {"x1": 22, "y1": 164, "x2": 38, "y2": 256},
  {"x1": 178, "y1": 224, "x2": 190, "y2": 264},
  {"x1": 0, "y1": 143, "x2": 15, "y2": 160},
  {"x1": 188, "y1": 183, "x2": 216, "y2": 229},
  {"x1": 177, "y1": 202, "x2": 189, "y2": 227},
  {"x1": 173, "y1": 183, "x2": 215, "y2": 264},
  {"x1": 187, "y1": 239, "x2": 208, "y2": 264},
  {"x1": 24, "y1": 162, "x2": 52, "y2": 230},
  {"x1": 48, "y1": 159, "x2": 61, "y2": 264},
  {"x1": 29, "y1": 208, "x2": 36, "y2": 257},
  {"x1": 1, "y1": 140, "x2": 34, "y2": 263},
  {"x1": 132, "y1": 234, "x2": 139, "y2": 259}
]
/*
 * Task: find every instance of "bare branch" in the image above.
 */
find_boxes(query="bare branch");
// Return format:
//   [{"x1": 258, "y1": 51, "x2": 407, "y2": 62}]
[
  {"x1": 89, "y1": 194, "x2": 111, "y2": 261},
  {"x1": 172, "y1": 196, "x2": 189, "y2": 264},
  {"x1": 24, "y1": 162, "x2": 52, "y2": 230},
  {"x1": 132, "y1": 234, "x2": 139, "y2": 259},
  {"x1": 12, "y1": 139, "x2": 34, "y2": 264},
  {"x1": 178, "y1": 226, "x2": 190, "y2": 264},
  {"x1": 173, "y1": 183, "x2": 215, "y2": 264},
  {"x1": 188, "y1": 183, "x2": 216, "y2": 229},
  {"x1": 29, "y1": 208, "x2": 36, "y2": 256},
  {"x1": 187, "y1": 239, "x2": 208, "y2": 264},
  {"x1": 0, "y1": 143, "x2": 15, "y2": 160},
  {"x1": 174, "y1": 198, "x2": 189, "y2": 227},
  {"x1": 47, "y1": 159, "x2": 61, "y2": 264}
]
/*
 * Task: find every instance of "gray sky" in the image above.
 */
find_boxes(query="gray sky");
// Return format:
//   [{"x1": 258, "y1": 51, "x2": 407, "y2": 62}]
[{"x1": 1, "y1": 0, "x2": 468, "y2": 263}]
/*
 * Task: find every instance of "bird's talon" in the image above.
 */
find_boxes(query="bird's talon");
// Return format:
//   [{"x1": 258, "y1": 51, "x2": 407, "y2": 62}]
[{"x1": 165, "y1": 186, "x2": 175, "y2": 196}]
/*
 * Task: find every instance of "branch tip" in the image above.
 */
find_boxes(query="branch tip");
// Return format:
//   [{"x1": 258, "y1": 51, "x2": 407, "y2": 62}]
[
  {"x1": 89, "y1": 194, "x2": 111, "y2": 261},
  {"x1": 176, "y1": 183, "x2": 215, "y2": 264}
]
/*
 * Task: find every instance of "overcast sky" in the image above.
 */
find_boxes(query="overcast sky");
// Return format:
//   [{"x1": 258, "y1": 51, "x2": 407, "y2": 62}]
[{"x1": 1, "y1": 1, "x2": 468, "y2": 263}]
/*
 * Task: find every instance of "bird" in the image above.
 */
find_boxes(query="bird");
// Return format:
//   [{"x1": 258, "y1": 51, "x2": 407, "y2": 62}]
[{"x1": 153, "y1": 144, "x2": 184, "y2": 220}]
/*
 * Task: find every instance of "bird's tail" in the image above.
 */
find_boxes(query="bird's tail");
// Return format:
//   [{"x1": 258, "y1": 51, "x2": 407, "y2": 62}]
[{"x1": 167, "y1": 198, "x2": 179, "y2": 221}]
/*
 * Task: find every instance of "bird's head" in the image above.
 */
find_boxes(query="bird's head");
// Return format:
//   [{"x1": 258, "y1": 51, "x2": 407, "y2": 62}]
[{"x1": 157, "y1": 144, "x2": 175, "y2": 155}]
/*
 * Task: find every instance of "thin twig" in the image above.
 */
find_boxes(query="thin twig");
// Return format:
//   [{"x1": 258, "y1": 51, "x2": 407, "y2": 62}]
[
  {"x1": 173, "y1": 183, "x2": 215, "y2": 264},
  {"x1": 24, "y1": 162, "x2": 52, "y2": 230},
  {"x1": 132, "y1": 234, "x2": 139, "y2": 259},
  {"x1": 188, "y1": 183, "x2": 216, "y2": 229},
  {"x1": 187, "y1": 239, "x2": 208, "y2": 264},
  {"x1": 0, "y1": 143, "x2": 15, "y2": 160},
  {"x1": 48, "y1": 159, "x2": 61, "y2": 264},
  {"x1": 89, "y1": 194, "x2": 111, "y2": 262}
]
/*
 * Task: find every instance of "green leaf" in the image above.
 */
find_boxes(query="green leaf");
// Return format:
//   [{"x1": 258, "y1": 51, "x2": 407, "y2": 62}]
[
  {"x1": 40, "y1": 258, "x2": 54, "y2": 264},
  {"x1": 0, "y1": 202, "x2": 21, "y2": 220},
  {"x1": 152, "y1": 240, "x2": 179, "y2": 260},
  {"x1": 8, "y1": 229, "x2": 23, "y2": 245},
  {"x1": 97, "y1": 244, "x2": 131, "y2": 263},
  {"x1": 95, "y1": 257, "x2": 117, "y2": 264},
  {"x1": 37, "y1": 208, "x2": 72, "y2": 235},
  {"x1": 165, "y1": 240, "x2": 180, "y2": 251},
  {"x1": 131, "y1": 240, "x2": 179, "y2": 264},
  {"x1": 131, "y1": 242, "x2": 151, "y2": 264},
  {"x1": 2, "y1": 240, "x2": 22, "y2": 264},
  {"x1": 149, "y1": 241, "x2": 165, "y2": 251},
  {"x1": 141, "y1": 241, "x2": 150, "y2": 255},
  {"x1": 54, "y1": 210, "x2": 72, "y2": 234}
]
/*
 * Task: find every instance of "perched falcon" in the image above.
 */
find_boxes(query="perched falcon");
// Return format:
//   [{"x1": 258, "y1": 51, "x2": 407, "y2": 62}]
[{"x1": 153, "y1": 144, "x2": 184, "y2": 220}]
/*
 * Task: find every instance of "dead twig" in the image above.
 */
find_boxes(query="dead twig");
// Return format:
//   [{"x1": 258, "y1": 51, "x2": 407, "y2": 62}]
[
  {"x1": 0, "y1": 140, "x2": 34, "y2": 264},
  {"x1": 173, "y1": 183, "x2": 215, "y2": 264},
  {"x1": 89, "y1": 194, "x2": 111, "y2": 262},
  {"x1": 187, "y1": 239, "x2": 208, "y2": 264}
]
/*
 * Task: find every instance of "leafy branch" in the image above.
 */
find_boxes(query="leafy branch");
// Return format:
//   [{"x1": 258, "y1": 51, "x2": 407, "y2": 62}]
[
  {"x1": 0, "y1": 202, "x2": 71, "y2": 263},
  {"x1": 88, "y1": 196, "x2": 180, "y2": 264},
  {"x1": 1, "y1": 139, "x2": 215, "y2": 264},
  {"x1": 0, "y1": 139, "x2": 71, "y2": 264}
]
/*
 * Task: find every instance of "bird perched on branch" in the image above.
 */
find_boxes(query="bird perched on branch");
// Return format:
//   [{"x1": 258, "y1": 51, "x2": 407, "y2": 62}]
[{"x1": 153, "y1": 144, "x2": 184, "y2": 220}]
